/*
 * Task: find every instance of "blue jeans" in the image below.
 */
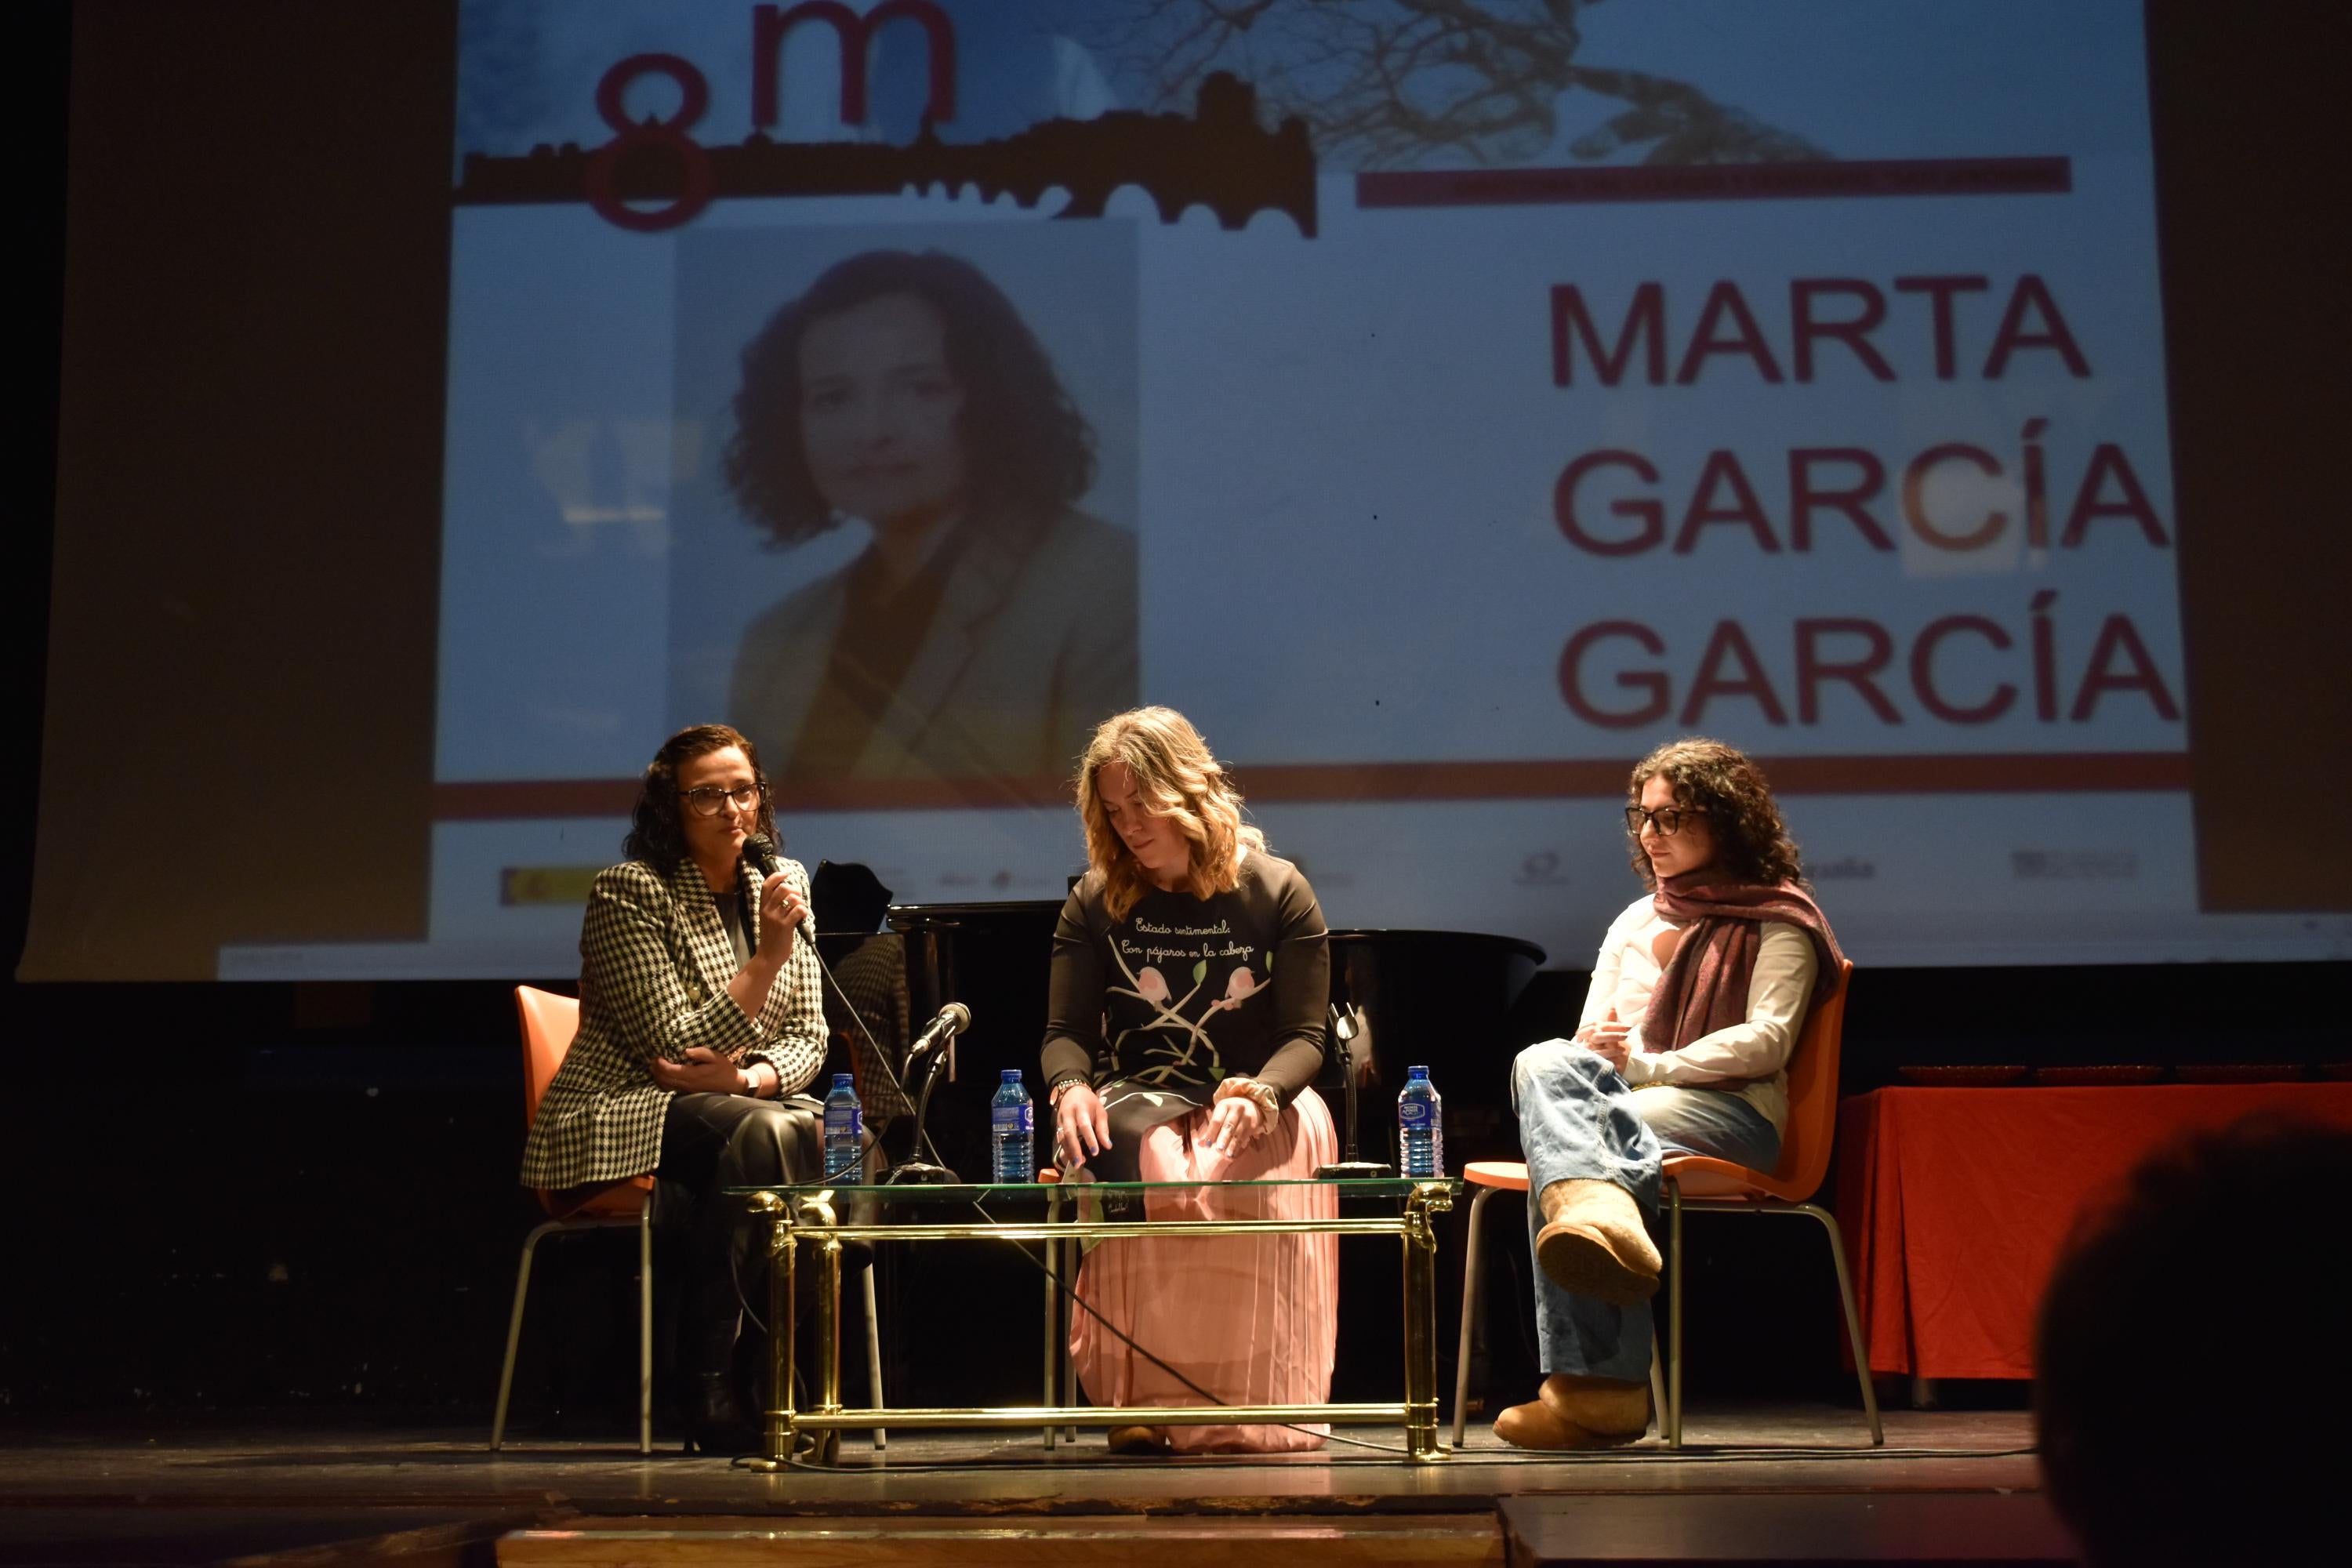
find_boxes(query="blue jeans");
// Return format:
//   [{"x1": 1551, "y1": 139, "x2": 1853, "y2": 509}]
[{"x1": 1508, "y1": 1040, "x2": 1780, "y2": 1381}]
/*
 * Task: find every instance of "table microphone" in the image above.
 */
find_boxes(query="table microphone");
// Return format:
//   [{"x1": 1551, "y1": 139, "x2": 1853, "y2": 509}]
[
  {"x1": 884, "y1": 1000, "x2": 973, "y2": 1185},
  {"x1": 906, "y1": 1002, "x2": 971, "y2": 1064}
]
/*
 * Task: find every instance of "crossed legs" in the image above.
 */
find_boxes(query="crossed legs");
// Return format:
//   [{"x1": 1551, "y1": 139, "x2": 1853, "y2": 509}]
[{"x1": 1497, "y1": 1041, "x2": 1777, "y2": 1448}]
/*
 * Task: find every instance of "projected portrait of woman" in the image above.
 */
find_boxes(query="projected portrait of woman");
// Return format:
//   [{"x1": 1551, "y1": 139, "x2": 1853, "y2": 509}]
[{"x1": 722, "y1": 249, "x2": 1138, "y2": 787}]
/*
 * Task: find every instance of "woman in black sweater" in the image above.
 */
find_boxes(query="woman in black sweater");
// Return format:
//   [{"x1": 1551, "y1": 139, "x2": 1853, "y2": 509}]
[{"x1": 1041, "y1": 707, "x2": 1338, "y2": 1453}]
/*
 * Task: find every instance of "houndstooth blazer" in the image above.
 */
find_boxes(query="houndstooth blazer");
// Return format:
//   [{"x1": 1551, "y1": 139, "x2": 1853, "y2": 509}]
[{"x1": 517, "y1": 855, "x2": 829, "y2": 1189}]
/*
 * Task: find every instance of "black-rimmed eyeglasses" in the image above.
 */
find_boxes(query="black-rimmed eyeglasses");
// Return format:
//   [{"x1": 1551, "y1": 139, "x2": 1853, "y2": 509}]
[
  {"x1": 681, "y1": 782, "x2": 760, "y2": 818},
  {"x1": 1625, "y1": 804, "x2": 1693, "y2": 837}
]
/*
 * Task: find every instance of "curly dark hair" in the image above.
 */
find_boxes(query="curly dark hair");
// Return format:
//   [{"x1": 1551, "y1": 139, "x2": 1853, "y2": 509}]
[
  {"x1": 722, "y1": 249, "x2": 1097, "y2": 547},
  {"x1": 622, "y1": 723, "x2": 779, "y2": 874},
  {"x1": 1625, "y1": 736, "x2": 1805, "y2": 889}
]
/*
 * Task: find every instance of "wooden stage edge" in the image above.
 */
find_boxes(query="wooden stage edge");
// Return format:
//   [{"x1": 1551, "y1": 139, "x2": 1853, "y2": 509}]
[{"x1": 0, "y1": 1410, "x2": 2074, "y2": 1566}]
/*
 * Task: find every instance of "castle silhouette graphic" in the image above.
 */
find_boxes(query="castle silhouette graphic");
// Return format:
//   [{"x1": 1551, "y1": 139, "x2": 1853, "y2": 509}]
[{"x1": 456, "y1": 72, "x2": 1317, "y2": 238}]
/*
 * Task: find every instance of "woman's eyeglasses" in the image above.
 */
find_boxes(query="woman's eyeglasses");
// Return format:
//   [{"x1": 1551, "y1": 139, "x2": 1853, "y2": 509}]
[
  {"x1": 681, "y1": 782, "x2": 761, "y2": 817},
  {"x1": 1624, "y1": 804, "x2": 1692, "y2": 837}
]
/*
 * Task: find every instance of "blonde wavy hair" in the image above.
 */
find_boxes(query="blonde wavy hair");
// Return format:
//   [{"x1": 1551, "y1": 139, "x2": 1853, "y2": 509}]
[{"x1": 1076, "y1": 707, "x2": 1265, "y2": 920}]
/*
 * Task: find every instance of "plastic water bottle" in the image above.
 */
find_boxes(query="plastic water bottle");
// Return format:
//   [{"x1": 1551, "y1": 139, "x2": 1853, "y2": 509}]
[
  {"x1": 822, "y1": 1072, "x2": 862, "y2": 1181},
  {"x1": 1397, "y1": 1065, "x2": 1444, "y2": 1178},
  {"x1": 990, "y1": 1069, "x2": 1036, "y2": 1183}
]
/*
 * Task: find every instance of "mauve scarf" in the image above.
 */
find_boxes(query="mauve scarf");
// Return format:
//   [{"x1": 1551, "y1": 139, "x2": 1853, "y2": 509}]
[{"x1": 1639, "y1": 873, "x2": 1846, "y2": 1057}]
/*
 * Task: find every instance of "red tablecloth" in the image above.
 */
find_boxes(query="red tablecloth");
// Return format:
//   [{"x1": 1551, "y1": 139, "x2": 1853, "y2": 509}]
[{"x1": 1834, "y1": 1083, "x2": 2352, "y2": 1379}]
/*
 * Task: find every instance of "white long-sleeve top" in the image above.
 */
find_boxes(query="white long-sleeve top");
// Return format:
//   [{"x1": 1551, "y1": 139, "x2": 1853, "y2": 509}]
[{"x1": 1573, "y1": 895, "x2": 1818, "y2": 1136}]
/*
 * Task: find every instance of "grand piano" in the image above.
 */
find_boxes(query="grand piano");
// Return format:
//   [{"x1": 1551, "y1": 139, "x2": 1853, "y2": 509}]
[{"x1": 812, "y1": 890, "x2": 1555, "y2": 1411}]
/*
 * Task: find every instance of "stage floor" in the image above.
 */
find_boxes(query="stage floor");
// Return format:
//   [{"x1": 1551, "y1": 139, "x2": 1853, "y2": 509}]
[{"x1": 1, "y1": 1407, "x2": 2056, "y2": 1565}]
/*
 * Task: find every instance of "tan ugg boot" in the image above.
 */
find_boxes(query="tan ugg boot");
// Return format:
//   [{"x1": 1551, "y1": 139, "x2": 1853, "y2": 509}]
[
  {"x1": 1493, "y1": 1392, "x2": 1586, "y2": 1450},
  {"x1": 1537, "y1": 1372, "x2": 1651, "y2": 1442},
  {"x1": 1535, "y1": 1179, "x2": 1661, "y2": 1305},
  {"x1": 1493, "y1": 1374, "x2": 1651, "y2": 1450},
  {"x1": 1107, "y1": 1424, "x2": 1171, "y2": 1455}
]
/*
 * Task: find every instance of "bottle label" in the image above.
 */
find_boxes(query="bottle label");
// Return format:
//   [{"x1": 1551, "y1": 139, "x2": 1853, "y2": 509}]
[
  {"x1": 1398, "y1": 1100, "x2": 1429, "y2": 1124},
  {"x1": 826, "y1": 1105, "x2": 861, "y2": 1137},
  {"x1": 992, "y1": 1103, "x2": 1033, "y2": 1135}
]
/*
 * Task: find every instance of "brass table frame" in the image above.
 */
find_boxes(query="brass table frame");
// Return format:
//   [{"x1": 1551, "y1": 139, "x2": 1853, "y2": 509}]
[{"x1": 741, "y1": 1179, "x2": 1458, "y2": 1467}]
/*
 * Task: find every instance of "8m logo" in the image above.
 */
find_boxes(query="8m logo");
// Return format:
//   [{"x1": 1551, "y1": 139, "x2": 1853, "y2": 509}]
[{"x1": 590, "y1": 1, "x2": 956, "y2": 230}]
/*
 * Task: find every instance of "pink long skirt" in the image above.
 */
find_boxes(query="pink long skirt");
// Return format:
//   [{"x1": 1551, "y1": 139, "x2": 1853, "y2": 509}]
[{"x1": 1067, "y1": 1086, "x2": 1340, "y2": 1452}]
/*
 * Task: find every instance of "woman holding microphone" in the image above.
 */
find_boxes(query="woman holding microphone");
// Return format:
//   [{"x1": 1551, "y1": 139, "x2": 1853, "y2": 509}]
[{"x1": 518, "y1": 723, "x2": 829, "y2": 1452}]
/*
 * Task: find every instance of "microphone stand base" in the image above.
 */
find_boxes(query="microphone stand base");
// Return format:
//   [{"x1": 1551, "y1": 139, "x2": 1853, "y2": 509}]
[
  {"x1": 880, "y1": 1163, "x2": 960, "y2": 1185},
  {"x1": 1314, "y1": 1160, "x2": 1399, "y2": 1180}
]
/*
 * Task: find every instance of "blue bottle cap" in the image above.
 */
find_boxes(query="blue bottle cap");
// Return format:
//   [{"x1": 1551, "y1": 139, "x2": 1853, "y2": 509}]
[
  {"x1": 832, "y1": 1072, "x2": 854, "y2": 1088},
  {"x1": 1001, "y1": 1068, "x2": 1023, "y2": 1083},
  {"x1": 1408, "y1": 1065, "x2": 1430, "y2": 1077}
]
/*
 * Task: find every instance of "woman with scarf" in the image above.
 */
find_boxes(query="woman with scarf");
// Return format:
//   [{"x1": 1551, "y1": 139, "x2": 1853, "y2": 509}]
[{"x1": 1494, "y1": 737, "x2": 1846, "y2": 1450}]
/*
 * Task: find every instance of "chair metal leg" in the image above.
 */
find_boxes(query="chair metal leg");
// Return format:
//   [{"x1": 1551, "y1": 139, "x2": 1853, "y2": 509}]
[
  {"x1": 1648, "y1": 1328, "x2": 1665, "y2": 1439},
  {"x1": 1450, "y1": 1185, "x2": 1496, "y2": 1446},
  {"x1": 1666, "y1": 1179, "x2": 1685, "y2": 1450},
  {"x1": 1043, "y1": 1189, "x2": 1063, "y2": 1449},
  {"x1": 1060, "y1": 1234, "x2": 1078, "y2": 1441},
  {"x1": 1664, "y1": 1196, "x2": 1886, "y2": 1450},
  {"x1": 1796, "y1": 1200, "x2": 1885, "y2": 1446},
  {"x1": 637, "y1": 1204, "x2": 654, "y2": 1456},
  {"x1": 1041, "y1": 1236, "x2": 1059, "y2": 1450},
  {"x1": 1047, "y1": 1185, "x2": 1076, "y2": 1442},
  {"x1": 491, "y1": 1219, "x2": 561, "y2": 1452},
  {"x1": 863, "y1": 1264, "x2": 887, "y2": 1450}
]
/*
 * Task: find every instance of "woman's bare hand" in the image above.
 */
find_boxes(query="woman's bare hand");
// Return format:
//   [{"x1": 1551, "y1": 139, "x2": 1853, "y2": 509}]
[
  {"x1": 724, "y1": 875, "x2": 798, "y2": 1020},
  {"x1": 1054, "y1": 1083, "x2": 1112, "y2": 1167},
  {"x1": 648, "y1": 1045, "x2": 750, "y2": 1094},
  {"x1": 756, "y1": 870, "x2": 804, "y2": 963},
  {"x1": 1204, "y1": 1077, "x2": 1272, "y2": 1156},
  {"x1": 1577, "y1": 1014, "x2": 1633, "y2": 1073}
]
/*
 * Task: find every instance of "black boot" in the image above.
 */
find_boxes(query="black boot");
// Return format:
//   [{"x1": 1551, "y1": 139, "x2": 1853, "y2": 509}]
[{"x1": 681, "y1": 1370, "x2": 759, "y2": 1456}]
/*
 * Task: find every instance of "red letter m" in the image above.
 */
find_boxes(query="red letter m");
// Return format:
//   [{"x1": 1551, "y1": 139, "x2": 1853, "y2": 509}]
[
  {"x1": 1551, "y1": 283, "x2": 1665, "y2": 387},
  {"x1": 752, "y1": 0, "x2": 956, "y2": 129}
]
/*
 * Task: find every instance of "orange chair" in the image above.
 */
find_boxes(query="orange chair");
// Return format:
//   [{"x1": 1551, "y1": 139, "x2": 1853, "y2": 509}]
[
  {"x1": 1453, "y1": 960, "x2": 1880, "y2": 1450},
  {"x1": 489, "y1": 986, "x2": 655, "y2": 1454}
]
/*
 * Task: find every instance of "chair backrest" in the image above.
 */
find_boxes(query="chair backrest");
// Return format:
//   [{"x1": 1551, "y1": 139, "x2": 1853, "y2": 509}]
[
  {"x1": 514, "y1": 985, "x2": 583, "y2": 1129},
  {"x1": 1769, "y1": 959, "x2": 1854, "y2": 1200}
]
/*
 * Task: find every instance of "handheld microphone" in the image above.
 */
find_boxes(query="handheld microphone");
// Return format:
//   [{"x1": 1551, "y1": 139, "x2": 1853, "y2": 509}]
[
  {"x1": 738, "y1": 836, "x2": 963, "y2": 1184},
  {"x1": 742, "y1": 833, "x2": 815, "y2": 946},
  {"x1": 742, "y1": 831, "x2": 783, "y2": 880},
  {"x1": 906, "y1": 1002, "x2": 971, "y2": 1064}
]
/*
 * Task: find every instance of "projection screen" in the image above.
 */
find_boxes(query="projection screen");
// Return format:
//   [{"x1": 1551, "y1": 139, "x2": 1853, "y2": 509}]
[{"x1": 30, "y1": 0, "x2": 2352, "y2": 980}]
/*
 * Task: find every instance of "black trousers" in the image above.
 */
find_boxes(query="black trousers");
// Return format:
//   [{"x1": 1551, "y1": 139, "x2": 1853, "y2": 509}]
[{"x1": 655, "y1": 1091, "x2": 822, "y2": 1377}]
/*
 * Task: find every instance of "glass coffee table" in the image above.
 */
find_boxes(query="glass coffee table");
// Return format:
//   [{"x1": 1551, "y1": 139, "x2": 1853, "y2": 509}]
[{"x1": 725, "y1": 1176, "x2": 1460, "y2": 1466}]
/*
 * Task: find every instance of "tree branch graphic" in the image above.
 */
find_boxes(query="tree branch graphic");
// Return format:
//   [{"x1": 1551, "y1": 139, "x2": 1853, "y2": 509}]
[{"x1": 1078, "y1": 0, "x2": 1826, "y2": 169}]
